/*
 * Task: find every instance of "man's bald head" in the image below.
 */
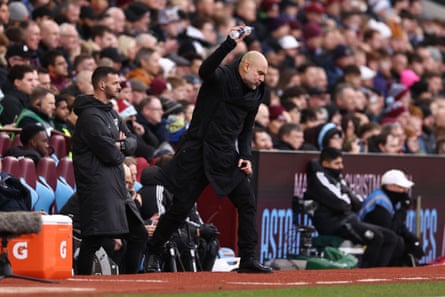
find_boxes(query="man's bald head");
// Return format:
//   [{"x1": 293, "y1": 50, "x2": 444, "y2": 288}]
[{"x1": 239, "y1": 51, "x2": 268, "y2": 90}]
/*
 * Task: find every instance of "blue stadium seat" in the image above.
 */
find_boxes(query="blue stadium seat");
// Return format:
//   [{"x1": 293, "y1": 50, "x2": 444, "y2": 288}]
[
  {"x1": 54, "y1": 176, "x2": 75, "y2": 213},
  {"x1": 20, "y1": 177, "x2": 38, "y2": 210},
  {"x1": 34, "y1": 179, "x2": 55, "y2": 213}
]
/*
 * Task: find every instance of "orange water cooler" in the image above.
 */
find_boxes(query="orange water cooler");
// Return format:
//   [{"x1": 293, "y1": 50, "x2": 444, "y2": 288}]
[{"x1": 8, "y1": 214, "x2": 73, "y2": 279}]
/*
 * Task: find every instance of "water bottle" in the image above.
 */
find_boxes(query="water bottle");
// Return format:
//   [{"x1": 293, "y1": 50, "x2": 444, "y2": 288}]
[{"x1": 229, "y1": 26, "x2": 253, "y2": 39}]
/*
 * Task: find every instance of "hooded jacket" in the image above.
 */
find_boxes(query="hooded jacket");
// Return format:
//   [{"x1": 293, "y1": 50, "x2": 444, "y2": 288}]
[{"x1": 72, "y1": 94, "x2": 137, "y2": 237}]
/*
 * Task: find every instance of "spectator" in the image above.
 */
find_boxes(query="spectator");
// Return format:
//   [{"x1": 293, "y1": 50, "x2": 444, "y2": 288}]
[
  {"x1": 274, "y1": 123, "x2": 316, "y2": 151},
  {"x1": 53, "y1": 94, "x2": 74, "y2": 136},
  {"x1": 252, "y1": 127, "x2": 273, "y2": 150},
  {"x1": 0, "y1": 65, "x2": 39, "y2": 125},
  {"x1": 126, "y1": 47, "x2": 161, "y2": 86},
  {"x1": 136, "y1": 96, "x2": 169, "y2": 150},
  {"x1": 7, "y1": 124, "x2": 49, "y2": 165},
  {"x1": 38, "y1": 20, "x2": 61, "y2": 56},
  {"x1": 117, "y1": 98, "x2": 156, "y2": 162},
  {"x1": 124, "y1": 2, "x2": 151, "y2": 37},
  {"x1": 358, "y1": 169, "x2": 424, "y2": 266},
  {"x1": 72, "y1": 66, "x2": 147, "y2": 274},
  {"x1": 15, "y1": 87, "x2": 55, "y2": 135},
  {"x1": 60, "y1": 70, "x2": 93, "y2": 98},
  {"x1": 303, "y1": 147, "x2": 399, "y2": 267},
  {"x1": 40, "y1": 50, "x2": 71, "y2": 92}
]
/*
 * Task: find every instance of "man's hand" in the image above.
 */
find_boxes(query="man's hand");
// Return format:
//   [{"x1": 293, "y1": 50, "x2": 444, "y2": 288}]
[{"x1": 238, "y1": 159, "x2": 252, "y2": 175}]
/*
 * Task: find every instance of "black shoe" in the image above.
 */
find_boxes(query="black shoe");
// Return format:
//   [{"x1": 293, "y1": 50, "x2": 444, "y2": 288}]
[
  {"x1": 145, "y1": 254, "x2": 161, "y2": 273},
  {"x1": 238, "y1": 258, "x2": 273, "y2": 273}
]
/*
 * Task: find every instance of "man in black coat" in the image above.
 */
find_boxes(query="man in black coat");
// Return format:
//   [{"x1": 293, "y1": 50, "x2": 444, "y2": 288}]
[
  {"x1": 304, "y1": 147, "x2": 399, "y2": 268},
  {"x1": 72, "y1": 66, "x2": 147, "y2": 274},
  {"x1": 145, "y1": 25, "x2": 272, "y2": 273}
]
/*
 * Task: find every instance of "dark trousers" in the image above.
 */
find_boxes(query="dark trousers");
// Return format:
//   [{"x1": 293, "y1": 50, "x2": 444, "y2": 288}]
[
  {"x1": 337, "y1": 216, "x2": 399, "y2": 268},
  {"x1": 77, "y1": 206, "x2": 147, "y2": 275},
  {"x1": 149, "y1": 175, "x2": 258, "y2": 260}
]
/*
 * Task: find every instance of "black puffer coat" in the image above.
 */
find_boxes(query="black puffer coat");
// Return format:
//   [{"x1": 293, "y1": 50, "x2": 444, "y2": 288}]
[{"x1": 72, "y1": 94, "x2": 137, "y2": 237}]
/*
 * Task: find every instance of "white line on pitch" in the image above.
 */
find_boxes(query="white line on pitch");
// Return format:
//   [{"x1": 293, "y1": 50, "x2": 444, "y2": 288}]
[
  {"x1": 0, "y1": 287, "x2": 96, "y2": 294},
  {"x1": 68, "y1": 278, "x2": 167, "y2": 283},
  {"x1": 397, "y1": 277, "x2": 430, "y2": 281},
  {"x1": 316, "y1": 281, "x2": 353, "y2": 285},
  {"x1": 356, "y1": 278, "x2": 390, "y2": 282},
  {"x1": 228, "y1": 281, "x2": 309, "y2": 286}
]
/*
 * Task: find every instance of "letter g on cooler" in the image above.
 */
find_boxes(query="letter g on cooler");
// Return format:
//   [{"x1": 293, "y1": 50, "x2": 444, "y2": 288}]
[
  {"x1": 60, "y1": 240, "x2": 67, "y2": 259},
  {"x1": 12, "y1": 241, "x2": 28, "y2": 260}
]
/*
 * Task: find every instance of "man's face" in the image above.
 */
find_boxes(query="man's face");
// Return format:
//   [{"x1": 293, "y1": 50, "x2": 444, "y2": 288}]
[
  {"x1": 381, "y1": 134, "x2": 400, "y2": 154},
  {"x1": 283, "y1": 130, "x2": 304, "y2": 150},
  {"x1": 322, "y1": 156, "x2": 344, "y2": 171},
  {"x1": 253, "y1": 131, "x2": 273, "y2": 150},
  {"x1": 15, "y1": 71, "x2": 39, "y2": 95},
  {"x1": 32, "y1": 131, "x2": 50, "y2": 156},
  {"x1": 103, "y1": 73, "x2": 122, "y2": 100},
  {"x1": 38, "y1": 73, "x2": 51, "y2": 89},
  {"x1": 142, "y1": 52, "x2": 161, "y2": 76},
  {"x1": 241, "y1": 59, "x2": 268, "y2": 90},
  {"x1": 50, "y1": 56, "x2": 69, "y2": 77},
  {"x1": 55, "y1": 100, "x2": 70, "y2": 121},
  {"x1": 39, "y1": 93, "x2": 56, "y2": 118},
  {"x1": 142, "y1": 98, "x2": 163, "y2": 124}
]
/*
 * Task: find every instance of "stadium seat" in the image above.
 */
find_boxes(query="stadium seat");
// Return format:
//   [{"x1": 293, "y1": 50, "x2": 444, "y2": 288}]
[
  {"x1": 57, "y1": 157, "x2": 75, "y2": 188},
  {"x1": 20, "y1": 177, "x2": 38, "y2": 210},
  {"x1": 0, "y1": 132, "x2": 11, "y2": 157},
  {"x1": 2, "y1": 156, "x2": 20, "y2": 178},
  {"x1": 18, "y1": 157, "x2": 36, "y2": 188},
  {"x1": 49, "y1": 134, "x2": 68, "y2": 159},
  {"x1": 36, "y1": 156, "x2": 58, "y2": 190},
  {"x1": 34, "y1": 179, "x2": 55, "y2": 213},
  {"x1": 54, "y1": 176, "x2": 75, "y2": 213}
]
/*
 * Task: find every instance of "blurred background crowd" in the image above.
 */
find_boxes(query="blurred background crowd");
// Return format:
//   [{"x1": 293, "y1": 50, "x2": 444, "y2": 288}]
[{"x1": 0, "y1": 0, "x2": 444, "y2": 160}]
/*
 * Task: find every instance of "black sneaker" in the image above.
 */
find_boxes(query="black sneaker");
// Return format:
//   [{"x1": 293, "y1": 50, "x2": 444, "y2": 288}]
[
  {"x1": 145, "y1": 254, "x2": 161, "y2": 273},
  {"x1": 238, "y1": 258, "x2": 273, "y2": 273}
]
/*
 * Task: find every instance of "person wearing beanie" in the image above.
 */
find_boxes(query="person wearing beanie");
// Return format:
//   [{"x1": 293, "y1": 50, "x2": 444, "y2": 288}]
[
  {"x1": 316, "y1": 122, "x2": 343, "y2": 150},
  {"x1": 358, "y1": 169, "x2": 424, "y2": 266},
  {"x1": 304, "y1": 147, "x2": 399, "y2": 268},
  {"x1": 267, "y1": 105, "x2": 291, "y2": 141},
  {"x1": 117, "y1": 98, "x2": 157, "y2": 162},
  {"x1": 7, "y1": 124, "x2": 49, "y2": 165},
  {"x1": 8, "y1": 1, "x2": 29, "y2": 23}
]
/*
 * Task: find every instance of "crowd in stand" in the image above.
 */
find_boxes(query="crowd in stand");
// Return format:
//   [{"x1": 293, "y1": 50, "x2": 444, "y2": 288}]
[{"x1": 0, "y1": 0, "x2": 443, "y2": 161}]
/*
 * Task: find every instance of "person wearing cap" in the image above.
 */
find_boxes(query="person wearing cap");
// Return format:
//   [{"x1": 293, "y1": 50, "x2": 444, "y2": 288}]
[
  {"x1": 304, "y1": 147, "x2": 399, "y2": 268},
  {"x1": 358, "y1": 169, "x2": 424, "y2": 266},
  {"x1": 0, "y1": 43, "x2": 37, "y2": 91}
]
